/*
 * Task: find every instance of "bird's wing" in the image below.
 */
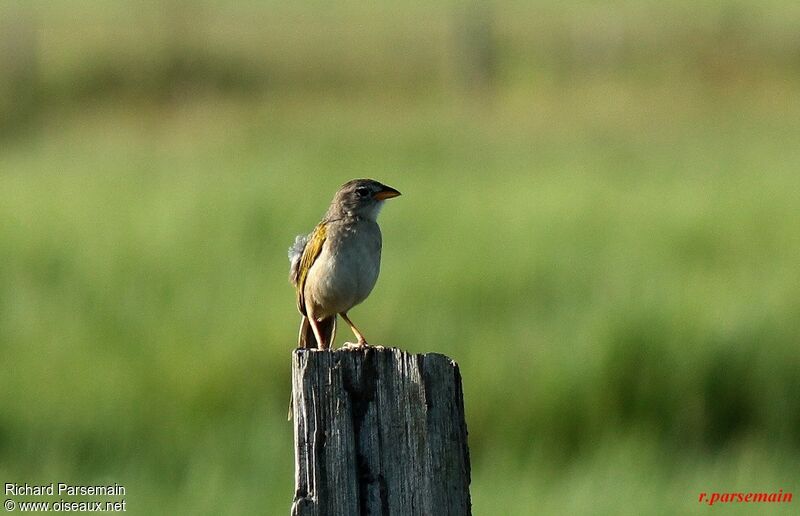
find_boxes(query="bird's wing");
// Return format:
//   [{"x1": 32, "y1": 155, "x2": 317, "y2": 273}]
[
  {"x1": 288, "y1": 234, "x2": 309, "y2": 285},
  {"x1": 294, "y1": 222, "x2": 327, "y2": 315}
]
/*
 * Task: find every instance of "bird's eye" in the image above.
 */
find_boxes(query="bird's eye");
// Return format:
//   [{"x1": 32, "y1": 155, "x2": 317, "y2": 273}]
[{"x1": 355, "y1": 186, "x2": 370, "y2": 197}]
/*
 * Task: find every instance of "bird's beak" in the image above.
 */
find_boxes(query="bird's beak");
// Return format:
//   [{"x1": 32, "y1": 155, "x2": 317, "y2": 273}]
[{"x1": 374, "y1": 186, "x2": 401, "y2": 200}]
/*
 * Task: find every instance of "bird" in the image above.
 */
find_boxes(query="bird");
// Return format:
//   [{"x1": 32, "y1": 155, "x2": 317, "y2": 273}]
[{"x1": 288, "y1": 179, "x2": 401, "y2": 350}]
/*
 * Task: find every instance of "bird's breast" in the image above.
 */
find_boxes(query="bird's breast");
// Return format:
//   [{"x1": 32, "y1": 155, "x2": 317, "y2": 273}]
[{"x1": 305, "y1": 221, "x2": 383, "y2": 315}]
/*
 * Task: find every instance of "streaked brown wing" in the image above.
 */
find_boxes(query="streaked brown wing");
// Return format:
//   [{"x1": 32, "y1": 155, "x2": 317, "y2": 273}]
[{"x1": 296, "y1": 222, "x2": 327, "y2": 315}]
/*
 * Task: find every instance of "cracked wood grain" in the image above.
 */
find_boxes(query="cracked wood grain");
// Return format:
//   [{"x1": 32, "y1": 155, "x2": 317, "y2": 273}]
[{"x1": 291, "y1": 347, "x2": 471, "y2": 516}]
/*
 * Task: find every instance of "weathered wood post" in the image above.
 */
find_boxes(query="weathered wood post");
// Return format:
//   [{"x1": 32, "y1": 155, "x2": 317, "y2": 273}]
[{"x1": 290, "y1": 347, "x2": 471, "y2": 516}]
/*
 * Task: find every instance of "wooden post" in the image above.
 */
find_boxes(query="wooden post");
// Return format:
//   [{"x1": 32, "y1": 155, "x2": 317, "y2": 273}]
[{"x1": 290, "y1": 347, "x2": 471, "y2": 516}]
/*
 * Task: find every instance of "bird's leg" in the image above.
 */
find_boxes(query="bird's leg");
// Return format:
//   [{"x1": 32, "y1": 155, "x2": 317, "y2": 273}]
[
  {"x1": 308, "y1": 315, "x2": 329, "y2": 350},
  {"x1": 340, "y1": 312, "x2": 369, "y2": 348}
]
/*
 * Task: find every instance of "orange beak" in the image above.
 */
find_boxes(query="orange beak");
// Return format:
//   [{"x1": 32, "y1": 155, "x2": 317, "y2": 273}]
[{"x1": 374, "y1": 186, "x2": 401, "y2": 200}]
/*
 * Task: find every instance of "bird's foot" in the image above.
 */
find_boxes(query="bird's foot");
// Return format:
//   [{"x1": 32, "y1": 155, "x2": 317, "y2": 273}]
[{"x1": 342, "y1": 340, "x2": 370, "y2": 350}]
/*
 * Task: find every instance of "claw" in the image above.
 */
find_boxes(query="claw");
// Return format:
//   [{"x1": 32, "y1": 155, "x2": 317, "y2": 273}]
[{"x1": 341, "y1": 340, "x2": 369, "y2": 350}]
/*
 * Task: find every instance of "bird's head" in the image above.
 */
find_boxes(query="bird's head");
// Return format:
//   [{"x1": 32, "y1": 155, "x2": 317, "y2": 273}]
[{"x1": 329, "y1": 179, "x2": 401, "y2": 221}]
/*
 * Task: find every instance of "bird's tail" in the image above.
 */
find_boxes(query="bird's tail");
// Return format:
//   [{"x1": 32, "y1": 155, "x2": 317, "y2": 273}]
[
  {"x1": 290, "y1": 315, "x2": 337, "y2": 420},
  {"x1": 297, "y1": 315, "x2": 337, "y2": 349}
]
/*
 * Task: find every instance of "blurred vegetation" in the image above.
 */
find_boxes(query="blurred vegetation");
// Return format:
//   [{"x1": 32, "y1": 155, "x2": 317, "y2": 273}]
[{"x1": 1, "y1": 1, "x2": 799, "y2": 514}]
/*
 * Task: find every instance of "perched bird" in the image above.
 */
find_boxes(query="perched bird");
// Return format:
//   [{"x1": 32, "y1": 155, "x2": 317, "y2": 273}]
[{"x1": 288, "y1": 179, "x2": 401, "y2": 349}]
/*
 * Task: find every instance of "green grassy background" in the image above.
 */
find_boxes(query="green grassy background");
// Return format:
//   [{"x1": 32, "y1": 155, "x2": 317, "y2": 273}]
[{"x1": 1, "y1": 1, "x2": 799, "y2": 514}]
